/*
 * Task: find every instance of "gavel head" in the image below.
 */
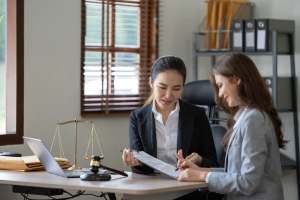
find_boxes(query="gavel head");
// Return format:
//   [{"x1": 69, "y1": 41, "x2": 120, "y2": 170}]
[{"x1": 90, "y1": 155, "x2": 102, "y2": 174}]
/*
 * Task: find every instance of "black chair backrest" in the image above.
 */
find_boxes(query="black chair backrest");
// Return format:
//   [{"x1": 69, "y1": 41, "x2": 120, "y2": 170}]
[
  {"x1": 210, "y1": 125, "x2": 226, "y2": 166},
  {"x1": 182, "y1": 80, "x2": 215, "y2": 106},
  {"x1": 182, "y1": 80, "x2": 226, "y2": 166},
  {"x1": 182, "y1": 80, "x2": 217, "y2": 120}
]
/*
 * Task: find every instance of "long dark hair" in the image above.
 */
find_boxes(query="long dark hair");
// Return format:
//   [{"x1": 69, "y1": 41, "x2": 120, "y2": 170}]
[
  {"x1": 211, "y1": 53, "x2": 286, "y2": 148},
  {"x1": 144, "y1": 56, "x2": 187, "y2": 106}
]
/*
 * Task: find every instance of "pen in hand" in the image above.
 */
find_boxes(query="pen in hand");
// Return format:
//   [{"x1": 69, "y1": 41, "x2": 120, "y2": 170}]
[{"x1": 176, "y1": 149, "x2": 185, "y2": 172}]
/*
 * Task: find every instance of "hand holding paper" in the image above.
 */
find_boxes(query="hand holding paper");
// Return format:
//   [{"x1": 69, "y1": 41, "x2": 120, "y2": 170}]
[{"x1": 122, "y1": 148, "x2": 140, "y2": 167}]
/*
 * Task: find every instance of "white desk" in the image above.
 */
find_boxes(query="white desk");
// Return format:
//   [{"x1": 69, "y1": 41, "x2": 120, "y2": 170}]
[{"x1": 0, "y1": 170, "x2": 207, "y2": 200}]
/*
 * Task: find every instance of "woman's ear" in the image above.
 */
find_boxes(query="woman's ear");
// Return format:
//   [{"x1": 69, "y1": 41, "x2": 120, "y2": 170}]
[{"x1": 231, "y1": 76, "x2": 241, "y2": 85}]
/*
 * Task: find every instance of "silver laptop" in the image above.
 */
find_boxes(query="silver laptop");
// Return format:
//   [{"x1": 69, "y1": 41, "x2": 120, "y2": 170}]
[{"x1": 24, "y1": 137, "x2": 85, "y2": 178}]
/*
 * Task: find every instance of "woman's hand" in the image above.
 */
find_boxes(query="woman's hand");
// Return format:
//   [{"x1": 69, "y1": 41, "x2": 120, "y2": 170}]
[
  {"x1": 177, "y1": 159, "x2": 210, "y2": 182},
  {"x1": 176, "y1": 149, "x2": 202, "y2": 168},
  {"x1": 185, "y1": 152, "x2": 202, "y2": 165},
  {"x1": 176, "y1": 149, "x2": 185, "y2": 169},
  {"x1": 122, "y1": 148, "x2": 140, "y2": 167},
  {"x1": 178, "y1": 155, "x2": 202, "y2": 170},
  {"x1": 178, "y1": 168, "x2": 209, "y2": 182}
]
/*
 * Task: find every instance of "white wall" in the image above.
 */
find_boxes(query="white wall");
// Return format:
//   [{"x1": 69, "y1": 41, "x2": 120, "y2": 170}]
[
  {"x1": 2, "y1": 0, "x2": 130, "y2": 169},
  {"x1": 0, "y1": 0, "x2": 299, "y2": 199}
]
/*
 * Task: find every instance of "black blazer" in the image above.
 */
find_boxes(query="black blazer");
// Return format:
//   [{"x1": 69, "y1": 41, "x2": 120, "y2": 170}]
[{"x1": 129, "y1": 100, "x2": 218, "y2": 174}]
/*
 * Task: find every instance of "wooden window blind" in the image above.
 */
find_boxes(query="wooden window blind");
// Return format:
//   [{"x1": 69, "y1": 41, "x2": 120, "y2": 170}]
[{"x1": 81, "y1": 0, "x2": 158, "y2": 114}]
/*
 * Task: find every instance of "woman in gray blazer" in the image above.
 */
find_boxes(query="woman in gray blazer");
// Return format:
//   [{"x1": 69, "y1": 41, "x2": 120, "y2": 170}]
[{"x1": 177, "y1": 53, "x2": 285, "y2": 200}]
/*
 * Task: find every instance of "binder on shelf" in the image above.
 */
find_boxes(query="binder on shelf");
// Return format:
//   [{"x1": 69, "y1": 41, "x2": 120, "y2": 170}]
[
  {"x1": 256, "y1": 19, "x2": 295, "y2": 52},
  {"x1": 231, "y1": 20, "x2": 244, "y2": 51},
  {"x1": 244, "y1": 19, "x2": 256, "y2": 52},
  {"x1": 256, "y1": 19, "x2": 268, "y2": 51},
  {"x1": 263, "y1": 77, "x2": 292, "y2": 110}
]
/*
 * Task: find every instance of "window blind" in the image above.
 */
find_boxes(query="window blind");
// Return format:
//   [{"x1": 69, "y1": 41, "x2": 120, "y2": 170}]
[{"x1": 81, "y1": 0, "x2": 158, "y2": 114}]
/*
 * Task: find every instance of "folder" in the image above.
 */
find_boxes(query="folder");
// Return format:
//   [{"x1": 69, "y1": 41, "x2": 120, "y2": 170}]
[
  {"x1": 263, "y1": 77, "x2": 292, "y2": 110},
  {"x1": 208, "y1": 0, "x2": 219, "y2": 49},
  {"x1": 244, "y1": 19, "x2": 256, "y2": 52},
  {"x1": 0, "y1": 155, "x2": 71, "y2": 171},
  {"x1": 256, "y1": 19, "x2": 294, "y2": 52},
  {"x1": 216, "y1": 0, "x2": 226, "y2": 49},
  {"x1": 231, "y1": 20, "x2": 244, "y2": 51},
  {"x1": 256, "y1": 19, "x2": 268, "y2": 51}
]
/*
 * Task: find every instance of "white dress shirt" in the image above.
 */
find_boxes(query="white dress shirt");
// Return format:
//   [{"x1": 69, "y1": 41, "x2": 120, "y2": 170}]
[{"x1": 152, "y1": 101, "x2": 180, "y2": 166}]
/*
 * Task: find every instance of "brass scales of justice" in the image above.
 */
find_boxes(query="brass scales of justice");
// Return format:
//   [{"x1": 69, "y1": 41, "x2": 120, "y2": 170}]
[{"x1": 49, "y1": 119, "x2": 104, "y2": 169}]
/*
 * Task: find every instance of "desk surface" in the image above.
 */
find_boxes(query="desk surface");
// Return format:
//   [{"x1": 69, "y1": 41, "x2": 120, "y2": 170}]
[{"x1": 0, "y1": 170, "x2": 206, "y2": 195}]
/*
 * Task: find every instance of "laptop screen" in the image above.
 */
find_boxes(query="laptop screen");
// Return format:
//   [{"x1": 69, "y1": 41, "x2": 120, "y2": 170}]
[{"x1": 23, "y1": 137, "x2": 67, "y2": 177}]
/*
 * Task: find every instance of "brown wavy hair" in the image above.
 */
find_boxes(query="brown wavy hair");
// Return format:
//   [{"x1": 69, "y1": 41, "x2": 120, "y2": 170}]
[{"x1": 210, "y1": 53, "x2": 286, "y2": 149}]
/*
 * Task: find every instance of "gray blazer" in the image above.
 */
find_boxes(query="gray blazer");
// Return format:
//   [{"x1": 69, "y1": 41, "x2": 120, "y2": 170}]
[{"x1": 207, "y1": 108, "x2": 284, "y2": 200}]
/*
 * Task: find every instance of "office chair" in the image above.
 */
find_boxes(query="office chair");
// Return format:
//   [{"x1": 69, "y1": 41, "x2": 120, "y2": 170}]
[{"x1": 182, "y1": 80, "x2": 226, "y2": 167}]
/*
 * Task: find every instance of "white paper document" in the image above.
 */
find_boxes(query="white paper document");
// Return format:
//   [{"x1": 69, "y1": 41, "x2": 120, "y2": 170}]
[{"x1": 133, "y1": 151, "x2": 179, "y2": 179}]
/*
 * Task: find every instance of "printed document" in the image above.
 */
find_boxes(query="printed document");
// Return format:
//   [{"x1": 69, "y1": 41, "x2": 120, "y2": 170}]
[{"x1": 133, "y1": 151, "x2": 179, "y2": 179}]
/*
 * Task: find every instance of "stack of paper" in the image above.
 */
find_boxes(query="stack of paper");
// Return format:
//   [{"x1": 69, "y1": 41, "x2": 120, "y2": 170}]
[{"x1": 0, "y1": 155, "x2": 71, "y2": 171}]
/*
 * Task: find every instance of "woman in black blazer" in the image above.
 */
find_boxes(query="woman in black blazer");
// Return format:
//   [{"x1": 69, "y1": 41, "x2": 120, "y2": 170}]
[
  {"x1": 122, "y1": 56, "x2": 219, "y2": 199},
  {"x1": 127, "y1": 99, "x2": 217, "y2": 173}
]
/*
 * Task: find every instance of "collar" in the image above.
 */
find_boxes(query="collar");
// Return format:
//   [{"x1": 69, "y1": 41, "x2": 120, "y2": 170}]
[
  {"x1": 152, "y1": 100, "x2": 180, "y2": 117},
  {"x1": 234, "y1": 106, "x2": 247, "y2": 121}
]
